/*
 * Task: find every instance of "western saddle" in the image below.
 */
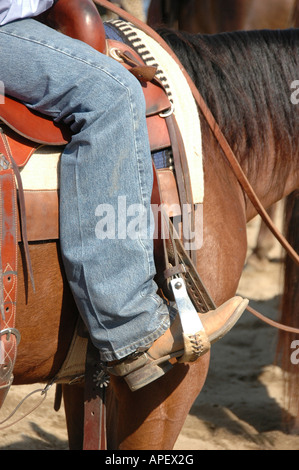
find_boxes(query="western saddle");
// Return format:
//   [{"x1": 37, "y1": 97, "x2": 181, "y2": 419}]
[{"x1": 0, "y1": 0, "x2": 189, "y2": 429}]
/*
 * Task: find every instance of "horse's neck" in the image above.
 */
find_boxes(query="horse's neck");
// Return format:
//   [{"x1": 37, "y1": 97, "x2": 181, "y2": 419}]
[
  {"x1": 204, "y1": 97, "x2": 299, "y2": 221},
  {"x1": 213, "y1": 33, "x2": 299, "y2": 219},
  {"x1": 239, "y1": 130, "x2": 299, "y2": 221},
  {"x1": 163, "y1": 28, "x2": 299, "y2": 217},
  {"x1": 206, "y1": 82, "x2": 299, "y2": 221}
]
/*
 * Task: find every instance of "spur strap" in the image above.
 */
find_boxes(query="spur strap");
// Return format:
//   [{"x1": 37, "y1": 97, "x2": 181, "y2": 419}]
[{"x1": 83, "y1": 340, "x2": 107, "y2": 450}]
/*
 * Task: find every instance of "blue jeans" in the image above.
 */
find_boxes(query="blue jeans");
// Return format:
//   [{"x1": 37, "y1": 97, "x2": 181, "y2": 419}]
[{"x1": 0, "y1": 18, "x2": 172, "y2": 361}]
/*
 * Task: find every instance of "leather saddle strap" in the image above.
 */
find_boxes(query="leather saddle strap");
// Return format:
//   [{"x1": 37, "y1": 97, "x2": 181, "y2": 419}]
[
  {"x1": 94, "y1": 0, "x2": 299, "y2": 267},
  {"x1": 152, "y1": 161, "x2": 214, "y2": 313},
  {"x1": 165, "y1": 114, "x2": 197, "y2": 265},
  {"x1": 164, "y1": 213, "x2": 216, "y2": 313},
  {"x1": 0, "y1": 132, "x2": 19, "y2": 408},
  {"x1": 83, "y1": 340, "x2": 107, "y2": 450},
  {"x1": 0, "y1": 129, "x2": 34, "y2": 291}
]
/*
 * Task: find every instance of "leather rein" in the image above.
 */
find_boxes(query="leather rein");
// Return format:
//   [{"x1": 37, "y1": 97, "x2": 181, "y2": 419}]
[{"x1": 95, "y1": 0, "x2": 299, "y2": 335}]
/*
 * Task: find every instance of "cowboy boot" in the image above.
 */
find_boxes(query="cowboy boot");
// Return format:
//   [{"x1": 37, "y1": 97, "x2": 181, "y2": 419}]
[{"x1": 107, "y1": 296, "x2": 248, "y2": 391}]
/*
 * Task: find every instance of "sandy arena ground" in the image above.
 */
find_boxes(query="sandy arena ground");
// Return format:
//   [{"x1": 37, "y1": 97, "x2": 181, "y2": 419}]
[{"x1": 1, "y1": 212, "x2": 299, "y2": 450}]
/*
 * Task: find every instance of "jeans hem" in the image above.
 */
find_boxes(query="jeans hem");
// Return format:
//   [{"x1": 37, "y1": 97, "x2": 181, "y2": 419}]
[{"x1": 98, "y1": 304, "x2": 178, "y2": 362}]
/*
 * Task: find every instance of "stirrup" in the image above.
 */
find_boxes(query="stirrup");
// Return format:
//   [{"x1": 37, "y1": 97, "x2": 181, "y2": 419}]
[{"x1": 170, "y1": 277, "x2": 210, "y2": 362}]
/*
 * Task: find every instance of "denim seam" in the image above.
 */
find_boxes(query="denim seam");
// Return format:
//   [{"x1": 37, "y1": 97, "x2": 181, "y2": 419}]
[{"x1": 126, "y1": 80, "x2": 154, "y2": 278}]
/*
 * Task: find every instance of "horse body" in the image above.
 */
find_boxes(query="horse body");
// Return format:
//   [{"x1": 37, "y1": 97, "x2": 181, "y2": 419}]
[
  {"x1": 179, "y1": 0, "x2": 298, "y2": 33},
  {"x1": 148, "y1": 0, "x2": 299, "y2": 32},
  {"x1": 3, "y1": 0, "x2": 297, "y2": 445},
  {"x1": 13, "y1": 243, "x2": 76, "y2": 384}
]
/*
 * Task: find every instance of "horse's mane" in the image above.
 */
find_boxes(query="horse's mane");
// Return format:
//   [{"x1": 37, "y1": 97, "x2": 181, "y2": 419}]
[{"x1": 158, "y1": 28, "x2": 299, "y2": 179}]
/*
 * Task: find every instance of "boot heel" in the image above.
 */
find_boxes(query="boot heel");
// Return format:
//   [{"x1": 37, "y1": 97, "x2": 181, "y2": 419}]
[{"x1": 124, "y1": 360, "x2": 173, "y2": 392}]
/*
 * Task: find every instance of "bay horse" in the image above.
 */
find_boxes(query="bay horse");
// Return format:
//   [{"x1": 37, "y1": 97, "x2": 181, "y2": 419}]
[
  {"x1": 4, "y1": 8, "x2": 299, "y2": 450},
  {"x1": 147, "y1": 0, "x2": 299, "y2": 32}
]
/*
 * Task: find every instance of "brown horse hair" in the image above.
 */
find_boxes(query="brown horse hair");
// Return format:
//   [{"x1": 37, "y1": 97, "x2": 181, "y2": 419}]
[{"x1": 157, "y1": 28, "x2": 299, "y2": 193}]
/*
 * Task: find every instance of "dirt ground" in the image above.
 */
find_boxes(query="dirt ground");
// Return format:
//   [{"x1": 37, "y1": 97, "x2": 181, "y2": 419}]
[{"x1": 1, "y1": 211, "x2": 299, "y2": 450}]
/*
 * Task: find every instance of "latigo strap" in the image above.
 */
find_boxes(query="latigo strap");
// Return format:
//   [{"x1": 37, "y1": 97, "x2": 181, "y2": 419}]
[{"x1": 0, "y1": 130, "x2": 20, "y2": 409}]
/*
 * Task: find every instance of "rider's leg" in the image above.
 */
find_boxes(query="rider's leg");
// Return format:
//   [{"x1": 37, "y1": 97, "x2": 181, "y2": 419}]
[
  {"x1": 0, "y1": 18, "x2": 172, "y2": 360},
  {"x1": 0, "y1": 18, "x2": 248, "y2": 389}
]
